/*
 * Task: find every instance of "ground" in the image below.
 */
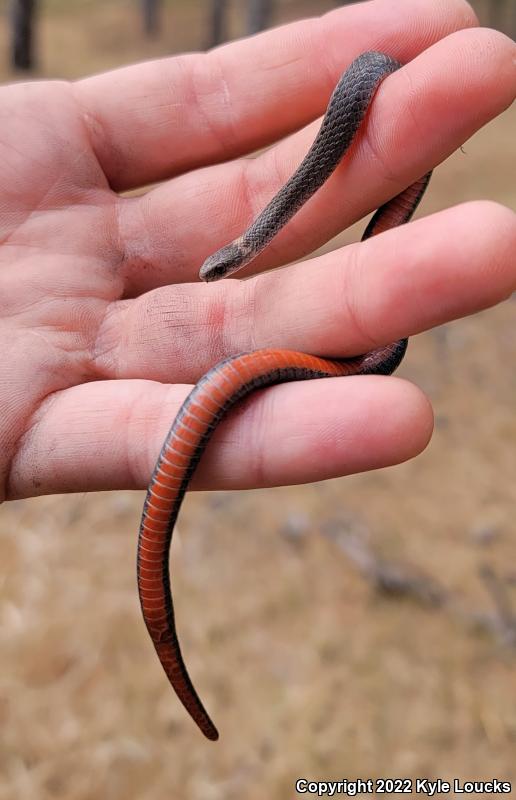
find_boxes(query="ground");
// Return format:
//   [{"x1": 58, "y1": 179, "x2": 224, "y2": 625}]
[{"x1": 0, "y1": 1, "x2": 515, "y2": 799}]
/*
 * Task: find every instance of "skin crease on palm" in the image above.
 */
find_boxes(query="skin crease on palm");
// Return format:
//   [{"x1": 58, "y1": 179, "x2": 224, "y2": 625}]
[{"x1": 0, "y1": 0, "x2": 515, "y2": 505}]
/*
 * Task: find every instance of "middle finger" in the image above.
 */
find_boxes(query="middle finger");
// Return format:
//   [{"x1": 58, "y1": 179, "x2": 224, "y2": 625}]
[{"x1": 94, "y1": 200, "x2": 516, "y2": 384}]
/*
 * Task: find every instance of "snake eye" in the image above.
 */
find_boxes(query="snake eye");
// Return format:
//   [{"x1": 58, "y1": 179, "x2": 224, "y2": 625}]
[{"x1": 199, "y1": 242, "x2": 246, "y2": 282}]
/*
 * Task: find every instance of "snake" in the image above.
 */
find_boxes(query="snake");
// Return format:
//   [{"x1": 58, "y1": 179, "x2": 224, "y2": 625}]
[{"x1": 137, "y1": 51, "x2": 432, "y2": 741}]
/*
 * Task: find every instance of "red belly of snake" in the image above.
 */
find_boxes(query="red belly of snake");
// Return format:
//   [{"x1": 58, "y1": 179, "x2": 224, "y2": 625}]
[{"x1": 137, "y1": 51, "x2": 432, "y2": 741}]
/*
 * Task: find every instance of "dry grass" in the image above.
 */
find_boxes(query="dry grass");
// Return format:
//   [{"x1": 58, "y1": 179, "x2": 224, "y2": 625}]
[{"x1": 0, "y1": 1, "x2": 515, "y2": 798}]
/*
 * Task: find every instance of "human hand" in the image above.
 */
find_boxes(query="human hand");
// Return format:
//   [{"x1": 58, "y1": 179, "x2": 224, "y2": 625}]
[{"x1": 2, "y1": 0, "x2": 515, "y2": 502}]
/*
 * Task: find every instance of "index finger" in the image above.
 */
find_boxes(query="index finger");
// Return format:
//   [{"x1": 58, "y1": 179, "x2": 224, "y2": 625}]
[{"x1": 73, "y1": 0, "x2": 477, "y2": 190}]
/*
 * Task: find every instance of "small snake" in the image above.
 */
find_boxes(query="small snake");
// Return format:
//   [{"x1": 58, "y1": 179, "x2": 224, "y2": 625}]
[{"x1": 137, "y1": 51, "x2": 432, "y2": 741}]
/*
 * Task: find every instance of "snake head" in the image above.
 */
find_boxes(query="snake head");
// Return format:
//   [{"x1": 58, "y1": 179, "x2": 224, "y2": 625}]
[{"x1": 199, "y1": 239, "x2": 249, "y2": 282}]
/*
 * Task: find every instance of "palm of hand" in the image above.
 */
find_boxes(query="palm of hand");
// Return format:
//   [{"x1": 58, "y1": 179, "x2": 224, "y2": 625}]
[{"x1": 0, "y1": 82, "x2": 122, "y2": 500}]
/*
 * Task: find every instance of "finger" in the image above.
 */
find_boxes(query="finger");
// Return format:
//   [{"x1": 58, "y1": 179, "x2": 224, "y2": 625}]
[
  {"x1": 74, "y1": 0, "x2": 477, "y2": 190},
  {"x1": 95, "y1": 201, "x2": 516, "y2": 384},
  {"x1": 7, "y1": 374, "x2": 432, "y2": 499},
  {"x1": 118, "y1": 27, "x2": 516, "y2": 292}
]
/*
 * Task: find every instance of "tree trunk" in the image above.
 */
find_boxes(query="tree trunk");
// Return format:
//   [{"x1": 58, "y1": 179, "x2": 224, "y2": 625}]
[
  {"x1": 509, "y1": 0, "x2": 516, "y2": 38},
  {"x1": 207, "y1": 0, "x2": 229, "y2": 47},
  {"x1": 490, "y1": 0, "x2": 516, "y2": 37},
  {"x1": 247, "y1": 0, "x2": 273, "y2": 34},
  {"x1": 142, "y1": 0, "x2": 161, "y2": 37},
  {"x1": 10, "y1": 0, "x2": 36, "y2": 71}
]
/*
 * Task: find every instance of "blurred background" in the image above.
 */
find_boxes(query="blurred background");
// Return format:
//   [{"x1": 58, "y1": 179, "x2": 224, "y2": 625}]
[{"x1": 0, "y1": 1, "x2": 515, "y2": 799}]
